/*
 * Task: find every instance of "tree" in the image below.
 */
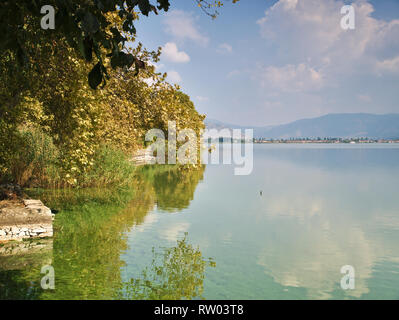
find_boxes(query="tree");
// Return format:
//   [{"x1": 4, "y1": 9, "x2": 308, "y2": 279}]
[
  {"x1": 0, "y1": 25, "x2": 205, "y2": 185},
  {"x1": 0, "y1": 0, "x2": 166, "y2": 89},
  {"x1": 0, "y1": 0, "x2": 234, "y2": 185},
  {"x1": 0, "y1": 0, "x2": 237, "y2": 89}
]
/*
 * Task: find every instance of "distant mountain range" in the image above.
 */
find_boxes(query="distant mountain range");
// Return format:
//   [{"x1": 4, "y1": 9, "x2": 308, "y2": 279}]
[{"x1": 204, "y1": 113, "x2": 399, "y2": 139}]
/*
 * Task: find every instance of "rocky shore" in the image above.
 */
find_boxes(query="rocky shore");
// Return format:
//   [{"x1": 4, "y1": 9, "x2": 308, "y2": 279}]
[{"x1": 0, "y1": 199, "x2": 54, "y2": 242}]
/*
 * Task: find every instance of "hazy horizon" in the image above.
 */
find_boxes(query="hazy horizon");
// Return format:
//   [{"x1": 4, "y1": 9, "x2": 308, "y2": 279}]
[{"x1": 205, "y1": 112, "x2": 399, "y2": 128}]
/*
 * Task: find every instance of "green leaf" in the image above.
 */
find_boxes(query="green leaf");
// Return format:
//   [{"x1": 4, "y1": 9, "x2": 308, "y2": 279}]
[
  {"x1": 83, "y1": 37, "x2": 93, "y2": 61},
  {"x1": 138, "y1": 0, "x2": 151, "y2": 16},
  {"x1": 81, "y1": 12, "x2": 100, "y2": 34},
  {"x1": 111, "y1": 52, "x2": 135, "y2": 69},
  {"x1": 88, "y1": 63, "x2": 103, "y2": 89},
  {"x1": 135, "y1": 58, "x2": 146, "y2": 70},
  {"x1": 110, "y1": 54, "x2": 120, "y2": 69},
  {"x1": 157, "y1": 0, "x2": 170, "y2": 11},
  {"x1": 123, "y1": 20, "x2": 136, "y2": 34}
]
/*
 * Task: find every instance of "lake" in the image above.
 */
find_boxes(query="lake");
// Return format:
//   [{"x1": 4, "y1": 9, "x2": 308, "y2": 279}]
[{"x1": 1, "y1": 144, "x2": 399, "y2": 299}]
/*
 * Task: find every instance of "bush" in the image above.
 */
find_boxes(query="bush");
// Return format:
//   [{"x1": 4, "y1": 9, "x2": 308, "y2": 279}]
[
  {"x1": 78, "y1": 145, "x2": 136, "y2": 188},
  {"x1": 0, "y1": 126, "x2": 61, "y2": 187},
  {"x1": 0, "y1": 127, "x2": 135, "y2": 188}
]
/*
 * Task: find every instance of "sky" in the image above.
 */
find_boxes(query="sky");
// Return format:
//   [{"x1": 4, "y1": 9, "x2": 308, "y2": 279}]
[{"x1": 134, "y1": 0, "x2": 399, "y2": 126}]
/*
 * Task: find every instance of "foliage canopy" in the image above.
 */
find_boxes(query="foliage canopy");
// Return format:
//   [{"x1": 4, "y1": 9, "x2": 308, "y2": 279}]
[
  {"x1": 0, "y1": 0, "x2": 237, "y2": 88},
  {"x1": 0, "y1": 0, "x2": 241, "y2": 186}
]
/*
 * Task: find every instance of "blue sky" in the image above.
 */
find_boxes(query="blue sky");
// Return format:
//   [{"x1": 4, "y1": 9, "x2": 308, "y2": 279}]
[{"x1": 135, "y1": 0, "x2": 399, "y2": 126}]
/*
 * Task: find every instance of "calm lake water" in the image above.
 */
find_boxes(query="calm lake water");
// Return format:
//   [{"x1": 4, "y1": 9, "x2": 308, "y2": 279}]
[{"x1": 1, "y1": 144, "x2": 399, "y2": 299}]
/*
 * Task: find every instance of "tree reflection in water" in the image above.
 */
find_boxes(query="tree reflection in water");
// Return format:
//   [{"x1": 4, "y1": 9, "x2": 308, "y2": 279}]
[
  {"x1": 139, "y1": 165, "x2": 205, "y2": 212},
  {"x1": 120, "y1": 233, "x2": 215, "y2": 300},
  {"x1": 0, "y1": 165, "x2": 212, "y2": 300}
]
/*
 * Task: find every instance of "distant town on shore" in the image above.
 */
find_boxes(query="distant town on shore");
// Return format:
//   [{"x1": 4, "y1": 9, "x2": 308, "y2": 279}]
[
  {"x1": 253, "y1": 137, "x2": 399, "y2": 144},
  {"x1": 205, "y1": 113, "x2": 399, "y2": 141},
  {"x1": 206, "y1": 137, "x2": 399, "y2": 144}
]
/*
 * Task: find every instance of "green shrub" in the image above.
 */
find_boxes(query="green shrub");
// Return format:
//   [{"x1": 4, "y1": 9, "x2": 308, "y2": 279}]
[
  {"x1": 77, "y1": 144, "x2": 136, "y2": 188},
  {"x1": 0, "y1": 127, "x2": 135, "y2": 188},
  {"x1": 0, "y1": 126, "x2": 61, "y2": 187}
]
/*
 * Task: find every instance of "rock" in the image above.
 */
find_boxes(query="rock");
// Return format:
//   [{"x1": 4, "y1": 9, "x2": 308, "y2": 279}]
[
  {"x1": 22, "y1": 200, "x2": 53, "y2": 217},
  {"x1": 23, "y1": 199, "x2": 44, "y2": 206},
  {"x1": 27, "y1": 206, "x2": 52, "y2": 215},
  {"x1": 11, "y1": 226, "x2": 19, "y2": 234},
  {"x1": 0, "y1": 198, "x2": 53, "y2": 241},
  {"x1": 1, "y1": 199, "x2": 53, "y2": 225}
]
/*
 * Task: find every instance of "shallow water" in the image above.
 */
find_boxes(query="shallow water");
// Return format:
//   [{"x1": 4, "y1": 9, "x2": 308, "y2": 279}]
[{"x1": 1, "y1": 144, "x2": 399, "y2": 299}]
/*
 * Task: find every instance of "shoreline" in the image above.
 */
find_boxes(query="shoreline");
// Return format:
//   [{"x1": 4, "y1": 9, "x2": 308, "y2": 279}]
[{"x1": 0, "y1": 199, "x2": 54, "y2": 242}]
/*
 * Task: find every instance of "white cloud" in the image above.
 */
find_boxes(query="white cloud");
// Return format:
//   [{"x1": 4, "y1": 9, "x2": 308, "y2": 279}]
[
  {"x1": 162, "y1": 42, "x2": 190, "y2": 63},
  {"x1": 259, "y1": 63, "x2": 323, "y2": 92},
  {"x1": 130, "y1": 211, "x2": 158, "y2": 233},
  {"x1": 257, "y1": 0, "x2": 344, "y2": 57},
  {"x1": 163, "y1": 10, "x2": 209, "y2": 46},
  {"x1": 257, "y1": 0, "x2": 399, "y2": 79},
  {"x1": 160, "y1": 222, "x2": 190, "y2": 242},
  {"x1": 376, "y1": 56, "x2": 399, "y2": 74},
  {"x1": 196, "y1": 95, "x2": 209, "y2": 102},
  {"x1": 167, "y1": 70, "x2": 182, "y2": 83},
  {"x1": 217, "y1": 43, "x2": 233, "y2": 54},
  {"x1": 152, "y1": 62, "x2": 164, "y2": 71}
]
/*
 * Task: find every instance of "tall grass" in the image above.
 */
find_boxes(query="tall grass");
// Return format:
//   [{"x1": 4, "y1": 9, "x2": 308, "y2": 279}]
[
  {"x1": 1, "y1": 127, "x2": 61, "y2": 187},
  {"x1": 78, "y1": 145, "x2": 136, "y2": 188},
  {"x1": 1, "y1": 127, "x2": 136, "y2": 188}
]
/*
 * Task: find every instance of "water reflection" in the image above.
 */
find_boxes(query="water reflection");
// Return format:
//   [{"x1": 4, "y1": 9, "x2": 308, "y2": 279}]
[
  {"x1": 141, "y1": 165, "x2": 205, "y2": 212},
  {"x1": 197, "y1": 144, "x2": 399, "y2": 299},
  {"x1": 119, "y1": 233, "x2": 215, "y2": 300},
  {"x1": 2, "y1": 145, "x2": 399, "y2": 299},
  {"x1": 0, "y1": 165, "x2": 209, "y2": 300},
  {"x1": 252, "y1": 145, "x2": 399, "y2": 299},
  {"x1": 0, "y1": 239, "x2": 53, "y2": 299}
]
